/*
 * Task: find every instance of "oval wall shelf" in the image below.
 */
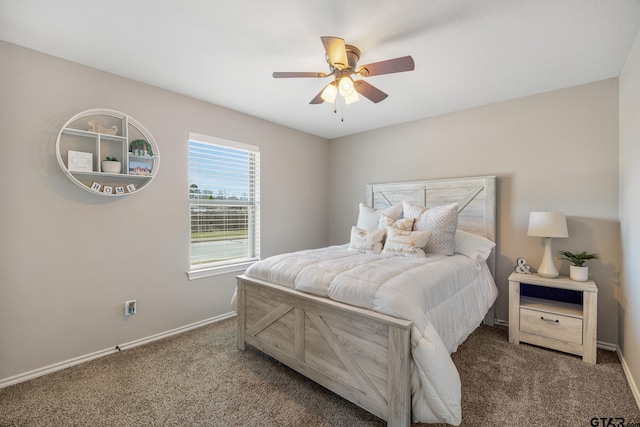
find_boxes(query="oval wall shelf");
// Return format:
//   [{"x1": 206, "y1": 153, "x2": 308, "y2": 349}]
[{"x1": 55, "y1": 109, "x2": 160, "y2": 196}]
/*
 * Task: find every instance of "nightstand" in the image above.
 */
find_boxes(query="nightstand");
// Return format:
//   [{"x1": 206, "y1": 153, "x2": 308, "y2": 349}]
[{"x1": 508, "y1": 272, "x2": 598, "y2": 364}]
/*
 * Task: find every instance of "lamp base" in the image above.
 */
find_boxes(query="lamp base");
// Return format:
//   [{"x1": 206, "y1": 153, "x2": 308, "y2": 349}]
[{"x1": 537, "y1": 237, "x2": 559, "y2": 278}]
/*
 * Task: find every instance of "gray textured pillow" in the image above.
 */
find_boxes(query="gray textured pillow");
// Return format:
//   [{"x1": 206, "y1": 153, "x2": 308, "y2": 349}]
[
  {"x1": 356, "y1": 203, "x2": 403, "y2": 232},
  {"x1": 406, "y1": 202, "x2": 459, "y2": 255}
]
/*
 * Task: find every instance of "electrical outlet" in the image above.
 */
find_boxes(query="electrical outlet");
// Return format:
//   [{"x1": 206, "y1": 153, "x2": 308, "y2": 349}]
[{"x1": 125, "y1": 300, "x2": 136, "y2": 316}]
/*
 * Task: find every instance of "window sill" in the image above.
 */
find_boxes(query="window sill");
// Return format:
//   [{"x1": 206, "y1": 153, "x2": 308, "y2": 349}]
[{"x1": 187, "y1": 261, "x2": 256, "y2": 280}]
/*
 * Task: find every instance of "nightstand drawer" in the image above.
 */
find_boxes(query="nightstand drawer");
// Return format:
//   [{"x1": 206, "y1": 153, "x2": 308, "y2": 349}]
[{"x1": 520, "y1": 307, "x2": 582, "y2": 345}]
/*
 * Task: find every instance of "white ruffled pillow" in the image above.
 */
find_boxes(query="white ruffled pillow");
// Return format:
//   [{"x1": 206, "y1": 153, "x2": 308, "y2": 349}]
[
  {"x1": 381, "y1": 227, "x2": 432, "y2": 258},
  {"x1": 348, "y1": 226, "x2": 386, "y2": 254},
  {"x1": 455, "y1": 230, "x2": 495, "y2": 262},
  {"x1": 403, "y1": 201, "x2": 459, "y2": 255},
  {"x1": 356, "y1": 203, "x2": 403, "y2": 232}
]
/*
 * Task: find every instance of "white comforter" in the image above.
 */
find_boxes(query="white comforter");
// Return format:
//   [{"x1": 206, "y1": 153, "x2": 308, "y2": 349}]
[{"x1": 240, "y1": 245, "x2": 498, "y2": 425}]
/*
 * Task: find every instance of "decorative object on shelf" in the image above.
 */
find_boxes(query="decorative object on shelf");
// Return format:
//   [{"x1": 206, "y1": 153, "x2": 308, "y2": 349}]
[
  {"x1": 130, "y1": 139, "x2": 153, "y2": 156},
  {"x1": 90, "y1": 182, "x2": 102, "y2": 192},
  {"x1": 103, "y1": 186, "x2": 113, "y2": 194},
  {"x1": 527, "y1": 211, "x2": 568, "y2": 278},
  {"x1": 558, "y1": 250, "x2": 599, "y2": 282},
  {"x1": 115, "y1": 186, "x2": 125, "y2": 194},
  {"x1": 67, "y1": 150, "x2": 93, "y2": 172},
  {"x1": 88, "y1": 120, "x2": 118, "y2": 135},
  {"x1": 514, "y1": 257, "x2": 532, "y2": 274},
  {"x1": 129, "y1": 159, "x2": 153, "y2": 176},
  {"x1": 101, "y1": 156, "x2": 121, "y2": 173},
  {"x1": 126, "y1": 183, "x2": 136, "y2": 192}
]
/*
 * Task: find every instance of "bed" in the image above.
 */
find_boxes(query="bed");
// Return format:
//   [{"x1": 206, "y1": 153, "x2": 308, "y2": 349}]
[{"x1": 234, "y1": 176, "x2": 498, "y2": 426}]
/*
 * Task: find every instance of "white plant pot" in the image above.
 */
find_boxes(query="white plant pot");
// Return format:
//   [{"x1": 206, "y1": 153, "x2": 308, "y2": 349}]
[
  {"x1": 102, "y1": 161, "x2": 121, "y2": 174},
  {"x1": 570, "y1": 265, "x2": 589, "y2": 281}
]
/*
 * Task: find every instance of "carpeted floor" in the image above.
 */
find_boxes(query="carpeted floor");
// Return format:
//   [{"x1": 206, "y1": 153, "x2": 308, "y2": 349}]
[{"x1": 1, "y1": 318, "x2": 638, "y2": 426}]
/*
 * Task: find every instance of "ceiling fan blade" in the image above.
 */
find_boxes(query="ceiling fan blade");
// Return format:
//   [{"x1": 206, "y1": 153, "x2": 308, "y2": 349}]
[
  {"x1": 321, "y1": 36, "x2": 348, "y2": 70},
  {"x1": 273, "y1": 71, "x2": 327, "y2": 78},
  {"x1": 356, "y1": 56, "x2": 415, "y2": 77},
  {"x1": 354, "y1": 80, "x2": 388, "y2": 103},
  {"x1": 309, "y1": 88, "x2": 325, "y2": 104}
]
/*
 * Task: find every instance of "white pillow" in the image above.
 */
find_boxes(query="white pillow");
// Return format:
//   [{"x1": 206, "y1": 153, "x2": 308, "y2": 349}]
[
  {"x1": 348, "y1": 226, "x2": 386, "y2": 254},
  {"x1": 378, "y1": 216, "x2": 415, "y2": 231},
  {"x1": 455, "y1": 229, "x2": 496, "y2": 262},
  {"x1": 356, "y1": 203, "x2": 403, "y2": 232},
  {"x1": 404, "y1": 201, "x2": 459, "y2": 255},
  {"x1": 402, "y1": 200, "x2": 426, "y2": 219},
  {"x1": 381, "y1": 227, "x2": 432, "y2": 258}
]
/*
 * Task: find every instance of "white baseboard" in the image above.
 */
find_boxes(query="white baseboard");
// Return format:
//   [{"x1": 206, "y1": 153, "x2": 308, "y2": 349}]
[
  {"x1": 0, "y1": 312, "x2": 236, "y2": 389},
  {"x1": 617, "y1": 347, "x2": 640, "y2": 411},
  {"x1": 494, "y1": 318, "x2": 509, "y2": 327},
  {"x1": 597, "y1": 340, "x2": 618, "y2": 352}
]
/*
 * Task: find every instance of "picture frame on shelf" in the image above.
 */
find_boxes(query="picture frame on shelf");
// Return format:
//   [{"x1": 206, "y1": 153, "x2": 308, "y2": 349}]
[
  {"x1": 129, "y1": 158, "x2": 153, "y2": 176},
  {"x1": 68, "y1": 150, "x2": 93, "y2": 172}
]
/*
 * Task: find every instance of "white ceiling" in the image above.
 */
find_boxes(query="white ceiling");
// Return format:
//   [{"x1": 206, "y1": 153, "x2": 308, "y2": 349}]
[{"x1": 2, "y1": 0, "x2": 640, "y2": 139}]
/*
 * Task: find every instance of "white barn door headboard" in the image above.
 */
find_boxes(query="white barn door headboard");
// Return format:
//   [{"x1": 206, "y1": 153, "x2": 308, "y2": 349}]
[{"x1": 365, "y1": 175, "x2": 497, "y2": 275}]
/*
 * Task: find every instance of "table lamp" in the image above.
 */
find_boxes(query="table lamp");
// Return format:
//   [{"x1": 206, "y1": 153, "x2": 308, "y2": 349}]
[{"x1": 527, "y1": 212, "x2": 568, "y2": 278}]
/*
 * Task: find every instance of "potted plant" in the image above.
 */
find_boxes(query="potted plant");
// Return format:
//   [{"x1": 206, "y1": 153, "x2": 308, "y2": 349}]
[
  {"x1": 101, "y1": 156, "x2": 121, "y2": 174},
  {"x1": 130, "y1": 139, "x2": 153, "y2": 157},
  {"x1": 557, "y1": 250, "x2": 599, "y2": 281}
]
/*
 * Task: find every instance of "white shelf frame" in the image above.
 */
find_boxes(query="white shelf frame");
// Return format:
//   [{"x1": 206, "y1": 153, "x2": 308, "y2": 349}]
[{"x1": 55, "y1": 109, "x2": 160, "y2": 196}]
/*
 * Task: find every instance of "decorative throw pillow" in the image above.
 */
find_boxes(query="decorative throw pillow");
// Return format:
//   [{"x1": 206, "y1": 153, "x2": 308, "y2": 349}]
[
  {"x1": 348, "y1": 226, "x2": 386, "y2": 254},
  {"x1": 404, "y1": 201, "x2": 459, "y2": 255},
  {"x1": 402, "y1": 200, "x2": 427, "y2": 219},
  {"x1": 378, "y1": 216, "x2": 415, "y2": 231},
  {"x1": 356, "y1": 203, "x2": 403, "y2": 232},
  {"x1": 381, "y1": 227, "x2": 432, "y2": 258},
  {"x1": 455, "y1": 229, "x2": 496, "y2": 262}
]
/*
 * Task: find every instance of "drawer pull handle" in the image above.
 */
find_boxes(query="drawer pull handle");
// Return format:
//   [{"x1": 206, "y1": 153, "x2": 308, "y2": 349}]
[{"x1": 540, "y1": 316, "x2": 559, "y2": 323}]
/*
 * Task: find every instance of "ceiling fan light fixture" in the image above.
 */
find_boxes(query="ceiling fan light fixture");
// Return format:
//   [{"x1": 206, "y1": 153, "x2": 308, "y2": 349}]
[
  {"x1": 344, "y1": 89, "x2": 360, "y2": 105},
  {"x1": 338, "y1": 76, "x2": 356, "y2": 97},
  {"x1": 320, "y1": 82, "x2": 338, "y2": 104},
  {"x1": 275, "y1": 36, "x2": 414, "y2": 108}
]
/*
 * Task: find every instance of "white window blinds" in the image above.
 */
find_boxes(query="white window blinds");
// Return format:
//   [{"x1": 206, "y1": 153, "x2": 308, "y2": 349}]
[{"x1": 188, "y1": 133, "x2": 260, "y2": 274}]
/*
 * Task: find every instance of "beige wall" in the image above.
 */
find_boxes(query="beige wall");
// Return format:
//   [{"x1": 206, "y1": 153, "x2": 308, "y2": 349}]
[
  {"x1": 619, "y1": 28, "x2": 640, "y2": 405},
  {"x1": 328, "y1": 79, "x2": 620, "y2": 346},
  {"x1": 0, "y1": 41, "x2": 329, "y2": 382},
  {"x1": 1, "y1": 37, "x2": 635, "y2": 398}
]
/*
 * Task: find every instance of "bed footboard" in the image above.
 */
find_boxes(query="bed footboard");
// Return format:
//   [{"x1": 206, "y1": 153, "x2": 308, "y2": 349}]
[{"x1": 236, "y1": 275, "x2": 412, "y2": 427}]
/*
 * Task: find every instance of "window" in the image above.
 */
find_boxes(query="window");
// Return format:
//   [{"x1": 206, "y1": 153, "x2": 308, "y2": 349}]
[{"x1": 188, "y1": 132, "x2": 260, "y2": 279}]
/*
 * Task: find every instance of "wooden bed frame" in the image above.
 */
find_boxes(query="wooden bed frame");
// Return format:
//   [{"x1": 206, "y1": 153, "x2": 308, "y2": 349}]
[{"x1": 236, "y1": 176, "x2": 496, "y2": 426}]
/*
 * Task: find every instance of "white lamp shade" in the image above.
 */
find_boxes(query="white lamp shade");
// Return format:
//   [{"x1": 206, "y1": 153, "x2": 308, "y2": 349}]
[
  {"x1": 320, "y1": 83, "x2": 337, "y2": 104},
  {"x1": 527, "y1": 212, "x2": 568, "y2": 238},
  {"x1": 343, "y1": 90, "x2": 360, "y2": 105},
  {"x1": 338, "y1": 76, "x2": 355, "y2": 96}
]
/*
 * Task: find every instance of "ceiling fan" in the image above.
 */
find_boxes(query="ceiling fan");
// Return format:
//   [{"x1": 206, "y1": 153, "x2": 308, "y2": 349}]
[{"x1": 273, "y1": 36, "x2": 415, "y2": 105}]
